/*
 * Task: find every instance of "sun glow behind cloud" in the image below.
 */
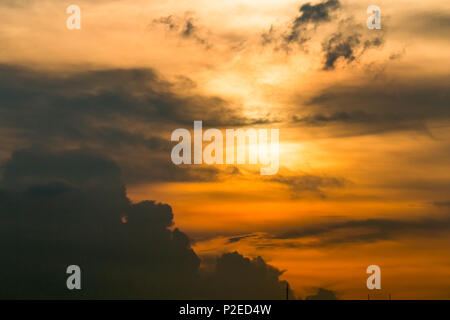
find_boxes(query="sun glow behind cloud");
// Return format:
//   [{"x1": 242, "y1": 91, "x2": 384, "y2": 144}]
[{"x1": 0, "y1": 0, "x2": 449, "y2": 299}]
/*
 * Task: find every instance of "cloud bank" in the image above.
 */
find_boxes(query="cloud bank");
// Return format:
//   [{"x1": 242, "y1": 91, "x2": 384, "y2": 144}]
[{"x1": 0, "y1": 148, "x2": 292, "y2": 299}]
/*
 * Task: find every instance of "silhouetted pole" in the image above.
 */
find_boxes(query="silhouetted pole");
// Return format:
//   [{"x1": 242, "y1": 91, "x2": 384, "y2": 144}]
[
  {"x1": 389, "y1": 293, "x2": 391, "y2": 300},
  {"x1": 286, "y1": 283, "x2": 289, "y2": 300},
  {"x1": 368, "y1": 294, "x2": 370, "y2": 300}
]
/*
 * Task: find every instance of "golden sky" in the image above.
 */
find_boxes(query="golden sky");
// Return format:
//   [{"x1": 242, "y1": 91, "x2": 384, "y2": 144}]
[{"x1": 1, "y1": 0, "x2": 449, "y2": 299}]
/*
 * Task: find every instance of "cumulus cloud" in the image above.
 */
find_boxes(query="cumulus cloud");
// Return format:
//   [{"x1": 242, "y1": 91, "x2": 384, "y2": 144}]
[
  {"x1": 0, "y1": 148, "x2": 291, "y2": 299},
  {"x1": 203, "y1": 252, "x2": 294, "y2": 299}
]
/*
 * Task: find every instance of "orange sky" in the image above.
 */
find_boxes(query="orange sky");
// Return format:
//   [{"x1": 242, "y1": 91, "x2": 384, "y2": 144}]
[{"x1": 1, "y1": 0, "x2": 449, "y2": 299}]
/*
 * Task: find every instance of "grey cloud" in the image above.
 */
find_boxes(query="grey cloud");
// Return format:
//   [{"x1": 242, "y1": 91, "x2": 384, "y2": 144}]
[
  {"x1": 0, "y1": 64, "x2": 270, "y2": 184},
  {"x1": 321, "y1": 20, "x2": 384, "y2": 70},
  {"x1": 153, "y1": 14, "x2": 211, "y2": 48},
  {"x1": 322, "y1": 32, "x2": 361, "y2": 69},
  {"x1": 396, "y1": 11, "x2": 450, "y2": 40},
  {"x1": 272, "y1": 216, "x2": 450, "y2": 247},
  {"x1": 295, "y1": 0, "x2": 340, "y2": 24},
  {"x1": 0, "y1": 65, "x2": 252, "y2": 137},
  {"x1": 153, "y1": 15, "x2": 178, "y2": 31},
  {"x1": 293, "y1": 110, "x2": 371, "y2": 124},
  {"x1": 123, "y1": 162, "x2": 221, "y2": 184},
  {"x1": 292, "y1": 76, "x2": 450, "y2": 135},
  {"x1": 182, "y1": 19, "x2": 195, "y2": 37},
  {"x1": 1, "y1": 147, "x2": 123, "y2": 188},
  {"x1": 92, "y1": 128, "x2": 171, "y2": 152},
  {"x1": 262, "y1": 1, "x2": 384, "y2": 69},
  {"x1": 285, "y1": 0, "x2": 340, "y2": 44},
  {"x1": 268, "y1": 173, "x2": 348, "y2": 198},
  {"x1": 262, "y1": 0, "x2": 341, "y2": 50},
  {"x1": 226, "y1": 234, "x2": 256, "y2": 244}
]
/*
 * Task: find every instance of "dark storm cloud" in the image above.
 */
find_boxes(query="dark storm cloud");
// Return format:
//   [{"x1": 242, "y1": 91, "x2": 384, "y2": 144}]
[
  {"x1": 271, "y1": 216, "x2": 450, "y2": 247},
  {"x1": 0, "y1": 65, "x2": 250, "y2": 133},
  {"x1": 91, "y1": 128, "x2": 171, "y2": 152},
  {"x1": 1, "y1": 148, "x2": 122, "y2": 186},
  {"x1": 0, "y1": 148, "x2": 292, "y2": 299},
  {"x1": 0, "y1": 64, "x2": 271, "y2": 184},
  {"x1": 123, "y1": 162, "x2": 221, "y2": 184},
  {"x1": 204, "y1": 251, "x2": 294, "y2": 299},
  {"x1": 285, "y1": 0, "x2": 340, "y2": 44},
  {"x1": 292, "y1": 76, "x2": 450, "y2": 135}
]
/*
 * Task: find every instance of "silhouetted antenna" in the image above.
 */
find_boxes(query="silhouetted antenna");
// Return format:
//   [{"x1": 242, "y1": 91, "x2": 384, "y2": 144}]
[
  {"x1": 368, "y1": 294, "x2": 370, "y2": 300},
  {"x1": 286, "y1": 283, "x2": 289, "y2": 300}
]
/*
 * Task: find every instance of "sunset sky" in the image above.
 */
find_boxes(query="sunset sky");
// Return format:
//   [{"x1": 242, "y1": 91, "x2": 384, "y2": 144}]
[{"x1": 0, "y1": 0, "x2": 449, "y2": 299}]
